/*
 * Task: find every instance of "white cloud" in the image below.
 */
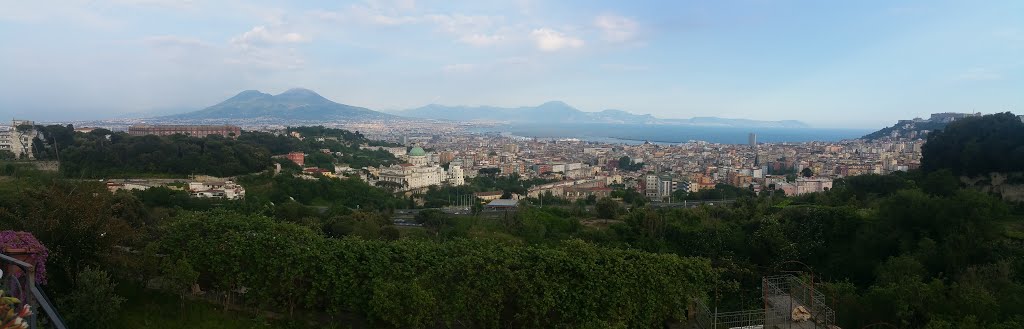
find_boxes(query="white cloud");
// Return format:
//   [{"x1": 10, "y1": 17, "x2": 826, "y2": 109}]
[
  {"x1": 442, "y1": 63, "x2": 478, "y2": 73},
  {"x1": 325, "y1": 5, "x2": 419, "y2": 26},
  {"x1": 311, "y1": 8, "x2": 507, "y2": 47},
  {"x1": 956, "y1": 68, "x2": 1002, "y2": 81},
  {"x1": 531, "y1": 28, "x2": 584, "y2": 51},
  {"x1": 426, "y1": 14, "x2": 498, "y2": 33},
  {"x1": 225, "y1": 47, "x2": 306, "y2": 71},
  {"x1": 369, "y1": 14, "x2": 420, "y2": 25},
  {"x1": 230, "y1": 26, "x2": 311, "y2": 49},
  {"x1": 458, "y1": 34, "x2": 505, "y2": 46},
  {"x1": 594, "y1": 14, "x2": 638, "y2": 42}
]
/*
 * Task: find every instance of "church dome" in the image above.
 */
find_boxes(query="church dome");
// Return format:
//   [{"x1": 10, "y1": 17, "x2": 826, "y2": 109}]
[{"x1": 409, "y1": 146, "x2": 426, "y2": 156}]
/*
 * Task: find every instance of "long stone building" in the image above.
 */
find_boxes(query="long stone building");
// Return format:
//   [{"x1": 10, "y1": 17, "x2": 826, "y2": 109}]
[{"x1": 128, "y1": 124, "x2": 241, "y2": 138}]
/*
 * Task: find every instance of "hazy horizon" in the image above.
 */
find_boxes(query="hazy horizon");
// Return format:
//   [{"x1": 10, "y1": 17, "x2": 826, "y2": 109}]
[{"x1": 2, "y1": 0, "x2": 1022, "y2": 128}]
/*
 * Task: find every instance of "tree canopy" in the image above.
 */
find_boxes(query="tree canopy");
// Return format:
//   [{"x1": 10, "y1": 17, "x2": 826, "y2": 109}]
[{"x1": 922, "y1": 112, "x2": 1024, "y2": 176}]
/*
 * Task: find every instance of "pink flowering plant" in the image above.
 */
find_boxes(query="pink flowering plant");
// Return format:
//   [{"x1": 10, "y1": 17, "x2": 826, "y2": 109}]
[{"x1": 0, "y1": 231, "x2": 49, "y2": 284}]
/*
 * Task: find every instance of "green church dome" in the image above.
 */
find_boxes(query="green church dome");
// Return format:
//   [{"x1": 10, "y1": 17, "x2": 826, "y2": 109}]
[{"x1": 409, "y1": 146, "x2": 426, "y2": 156}]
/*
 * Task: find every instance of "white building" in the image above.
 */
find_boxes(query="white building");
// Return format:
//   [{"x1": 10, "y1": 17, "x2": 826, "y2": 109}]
[
  {"x1": 794, "y1": 178, "x2": 833, "y2": 195},
  {"x1": 447, "y1": 165, "x2": 465, "y2": 186},
  {"x1": 406, "y1": 146, "x2": 429, "y2": 166},
  {"x1": 644, "y1": 174, "x2": 660, "y2": 199},
  {"x1": 376, "y1": 146, "x2": 465, "y2": 191},
  {"x1": 0, "y1": 120, "x2": 39, "y2": 159},
  {"x1": 189, "y1": 180, "x2": 246, "y2": 200}
]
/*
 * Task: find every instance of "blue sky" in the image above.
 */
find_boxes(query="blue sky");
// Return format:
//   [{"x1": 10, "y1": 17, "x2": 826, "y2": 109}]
[{"x1": 0, "y1": 0, "x2": 1021, "y2": 128}]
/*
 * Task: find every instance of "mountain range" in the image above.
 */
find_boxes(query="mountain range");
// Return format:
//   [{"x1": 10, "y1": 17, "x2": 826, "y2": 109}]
[
  {"x1": 394, "y1": 101, "x2": 810, "y2": 128},
  {"x1": 161, "y1": 88, "x2": 810, "y2": 128},
  {"x1": 164, "y1": 88, "x2": 393, "y2": 121}
]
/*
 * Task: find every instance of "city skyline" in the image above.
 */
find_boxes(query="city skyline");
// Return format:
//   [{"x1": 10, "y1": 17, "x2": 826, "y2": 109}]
[{"x1": 1, "y1": 0, "x2": 1022, "y2": 128}]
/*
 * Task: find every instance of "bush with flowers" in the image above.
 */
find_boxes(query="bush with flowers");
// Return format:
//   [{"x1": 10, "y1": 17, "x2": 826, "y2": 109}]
[{"x1": 0, "y1": 231, "x2": 49, "y2": 284}]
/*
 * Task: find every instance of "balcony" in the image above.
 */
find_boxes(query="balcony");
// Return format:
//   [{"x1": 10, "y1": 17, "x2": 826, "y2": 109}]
[{"x1": 1, "y1": 253, "x2": 68, "y2": 329}]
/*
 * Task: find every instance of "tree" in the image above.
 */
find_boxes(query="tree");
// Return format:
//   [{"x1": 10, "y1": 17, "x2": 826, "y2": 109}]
[
  {"x1": 478, "y1": 167, "x2": 500, "y2": 177},
  {"x1": 415, "y1": 209, "x2": 449, "y2": 234},
  {"x1": 618, "y1": 156, "x2": 644, "y2": 171},
  {"x1": 595, "y1": 197, "x2": 621, "y2": 219},
  {"x1": 921, "y1": 112, "x2": 1024, "y2": 176},
  {"x1": 159, "y1": 258, "x2": 199, "y2": 305},
  {"x1": 59, "y1": 268, "x2": 125, "y2": 329}
]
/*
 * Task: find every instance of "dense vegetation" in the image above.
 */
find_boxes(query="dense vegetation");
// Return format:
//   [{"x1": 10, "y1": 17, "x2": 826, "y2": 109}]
[
  {"x1": 420, "y1": 173, "x2": 558, "y2": 208},
  {"x1": 3, "y1": 117, "x2": 1023, "y2": 328},
  {"x1": 26, "y1": 125, "x2": 397, "y2": 178},
  {"x1": 0, "y1": 170, "x2": 713, "y2": 328},
  {"x1": 60, "y1": 132, "x2": 272, "y2": 178},
  {"x1": 158, "y1": 210, "x2": 712, "y2": 328},
  {"x1": 922, "y1": 112, "x2": 1024, "y2": 176}
]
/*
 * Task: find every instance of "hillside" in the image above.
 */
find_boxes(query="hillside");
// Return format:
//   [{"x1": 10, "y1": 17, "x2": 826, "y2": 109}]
[
  {"x1": 862, "y1": 120, "x2": 948, "y2": 140},
  {"x1": 921, "y1": 112, "x2": 1024, "y2": 176},
  {"x1": 397, "y1": 102, "x2": 810, "y2": 128},
  {"x1": 862, "y1": 112, "x2": 985, "y2": 140},
  {"x1": 163, "y1": 88, "x2": 394, "y2": 122}
]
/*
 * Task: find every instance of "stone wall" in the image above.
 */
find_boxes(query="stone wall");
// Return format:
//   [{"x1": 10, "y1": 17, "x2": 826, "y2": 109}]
[{"x1": 962, "y1": 172, "x2": 1024, "y2": 202}]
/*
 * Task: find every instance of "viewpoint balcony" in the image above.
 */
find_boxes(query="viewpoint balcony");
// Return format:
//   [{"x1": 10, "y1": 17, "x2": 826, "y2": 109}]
[{"x1": 1, "y1": 253, "x2": 68, "y2": 329}]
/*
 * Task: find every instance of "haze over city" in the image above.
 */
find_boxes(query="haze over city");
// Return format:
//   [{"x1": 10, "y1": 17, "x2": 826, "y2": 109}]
[{"x1": 1, "y1": 0, "x2": 1021, "y2": 128}]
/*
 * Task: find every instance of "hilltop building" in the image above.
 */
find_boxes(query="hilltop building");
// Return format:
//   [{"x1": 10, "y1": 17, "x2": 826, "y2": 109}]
[
  {"x1": 407, "y1": 146, "x2": 428, "y2": 166},
  {"x1": 929, "y1": 112, "x2": 981, "y2": 123}
]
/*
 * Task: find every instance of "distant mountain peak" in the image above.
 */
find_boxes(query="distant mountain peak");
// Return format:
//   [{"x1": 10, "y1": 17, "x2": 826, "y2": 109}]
[
  {"x1": 225, "y1": 90, "x2": 272, "y2": 102},
  {"x1": 539, "y1": 100, "x2": 570, "y2": 107},
  {"x1": 279, "y1": 88, "x2": 319, "y2": 96},
  {"x1": 397, "y1": 102, "x2": 809, "y2": 127},
  {"x1": 162, "y1": 88, "x2": 392, "y2": 122}
]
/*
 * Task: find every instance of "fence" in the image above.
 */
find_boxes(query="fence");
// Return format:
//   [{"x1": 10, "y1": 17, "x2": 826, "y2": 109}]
[
  {"x1": 1, "y1": 253, "x2": 68, "y2": 329},
  {"x1": 693, "y1": 274, "x2": 835, "y2": 329}
]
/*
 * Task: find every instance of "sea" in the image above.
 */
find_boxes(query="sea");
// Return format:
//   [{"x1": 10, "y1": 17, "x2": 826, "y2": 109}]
[{"x1": 477, "y1": 123, "x2": 872, "y2": 145}]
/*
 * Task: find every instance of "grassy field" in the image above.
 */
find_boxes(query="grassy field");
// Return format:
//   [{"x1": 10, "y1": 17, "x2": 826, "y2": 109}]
[{"x1": 113, "y1": 285, "x2": 363, "y2": 329}]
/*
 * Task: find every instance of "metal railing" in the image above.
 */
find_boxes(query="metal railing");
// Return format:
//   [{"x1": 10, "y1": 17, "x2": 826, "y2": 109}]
[
  {"x1": 693, "y1": 275, "x2": 835, "y2": 329},
  {"x1": 693, "y1": 297, "x2": 766, "y2": 329},
  {"x1": 762, "y1": 275, "x2": 835, "y2": 328},
  {"x1": 1, "y1": 253, "x2": 68, "y2": 329}
]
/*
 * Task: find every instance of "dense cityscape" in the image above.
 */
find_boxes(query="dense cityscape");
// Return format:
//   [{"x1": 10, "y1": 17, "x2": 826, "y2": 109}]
[{"x1": 1, "y1": 113, "x2": 947, "y2": 203}]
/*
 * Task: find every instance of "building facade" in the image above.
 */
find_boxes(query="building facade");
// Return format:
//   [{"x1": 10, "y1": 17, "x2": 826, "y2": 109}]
[
  {"x1": 0, "y1": 120, "x2": 39, "y2": 159},
  {"x1": 287, "y1": 152, "x2": 305, "y2": 167}
]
